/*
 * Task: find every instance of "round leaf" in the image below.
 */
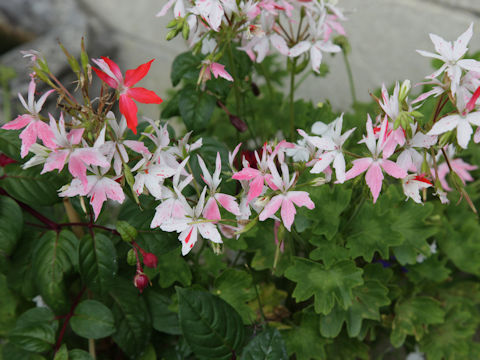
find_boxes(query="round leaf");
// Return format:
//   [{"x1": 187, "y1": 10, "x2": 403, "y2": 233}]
[{"x1": 71, "y1": 300, "x2": 116, "y2": 339}]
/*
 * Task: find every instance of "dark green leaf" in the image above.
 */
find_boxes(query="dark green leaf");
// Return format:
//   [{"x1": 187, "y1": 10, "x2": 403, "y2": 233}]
[
  {"x1": 171, "y1": 52, "x2": 201, "y2": 86},
  {"x1": 214, "y1": 269, "x2": 256, "y2": 324},
  {"x1": 0, "y1": 274, "x2": 17, "y2": 336},
  {"x1": 1, "y1": 342, "x2": 46, "y2": 360},
  {"x1": 146, "y1": 290, "x2": 180, "y2": 335},
  {"x1": 240, "y1": 328, "x2": 288, "y2": 360},
  {"x1": 68, "y1": 349, "x2": 94, "y2": 360},
  {"x1": 9, "y1": 308, "x2": 58, "y2": 353},
  {"x1": 71, "y1": 300, "x2": 116, "y2": 339},
  {"x1": 0, "y1": 129, "x2": 22, "y2": 161},
  {"x1": 284, "y1": 311, "x2": 328, "y2": 360},
  {"x1": 320, "y1": 280, "x2": 390, "y2": 338},
  {"x1": 1, "y1": 164, "x2": 65, "y2": 206},
  {"x1": 0, "y1": 197, "x2": 22, "y2": 256},
  {"x1": 53, "y1": 344, "x2": 68, "y2": 360},
  {"x1": 285, "y1": 258, "x2": 363, "y2": 315},
  {"x1": 157, "y1": 247, "x2": 191, "y2": 288},
  {"x1": 110, "y1": 279, "x2": 151, "y2": 358},
  {"x1": 32, "y1": 231, "x2": 78, "y2": 313},
  {"x1": 390, "y1": 296, "x2": 445, "y2": 347},
  {"x1": 178, "y1": 86, "x2": 216, "y2": 131},
  {"x1": 346, "y1": 201, "x2": 403, "y2": 261},
  {"x1": 177, "y1": 287, "x2": 245, "y2": 360},
  {"x1": 78, "y1": 233, "x2": 117, "y2": 294},
  {"x1": 161, "y1": 92, "x2": 180, "y2": 119}
]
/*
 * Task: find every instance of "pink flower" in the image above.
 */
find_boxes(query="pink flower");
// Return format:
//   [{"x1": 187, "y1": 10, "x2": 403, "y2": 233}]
[
  {"x1": 436, "y1": 158, "x2": 477, "y2": 191},
  {"x1": 92, "y1": 57, "x2": 163, "y2": 134},
  {"x1": 232, "y1": 146, "x2": 276, "y2": 203},
  {"x1": 59, "y1": 172, "x2": 125, "y2": 220},
  {"x1": 344, "y1": 116, "x2": 407, "y2": 203},
  {"x1": 259, "y1": 161, "x2": 314, "y2": 231},
  {"x1": 199, "y1": 61, "x2": 233, "y2": 83},
  {"x1": 198, "y1": 153, "x2": 240, "y2": 220},
  {"x1": 42, "y1": 114, "x2": 109, "y2": 190},
  {"x1": 2, "y1": 78, "x2": 56, "y2": 157}
]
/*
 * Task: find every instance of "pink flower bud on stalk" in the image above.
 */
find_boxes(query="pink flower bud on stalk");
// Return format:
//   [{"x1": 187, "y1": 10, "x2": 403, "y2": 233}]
[{"x1": 133, "y1": 273, "x2": 149, "y2": 293}]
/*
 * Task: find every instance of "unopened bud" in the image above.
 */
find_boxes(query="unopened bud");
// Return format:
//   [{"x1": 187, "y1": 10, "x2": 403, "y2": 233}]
[
  {"x1": 182, "y1": 22, "x2": 190, "y2": 40},
  {"x1": 166, "y1": 29, "x2": 178, "y2": 41},
  {"x1": 133, "y1": 273, "x2": 149, "y2": 293},
  {"x1": 127, "y1": 249, "x2": 137, "y2": 266},
  {"x1": 438, "y1": 131, "x2": 454, "y2": 147},
  {"x1": 311, "y1": 177, "x2": 327, "y2": 186},
  {"x1": 143, "y1": 253, "x2": 158, "y2": 268},
  {"x1": 167, "y1": 19, "x2": 177, "y2": 28},
  {"x1": 229, "y1": 115, "x2": 247, "y2": 132},
  {"x1": 399, "y1": 80, "x2": 411, "y2": 102},
  {"x1": 333, "y1": 35, "x2": 351, "y2": 55}
]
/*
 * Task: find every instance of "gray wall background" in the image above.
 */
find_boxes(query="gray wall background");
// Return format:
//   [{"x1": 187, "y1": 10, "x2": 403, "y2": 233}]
[{"x1": 2, "y1": 0, "x2": 480, "y2": 121}]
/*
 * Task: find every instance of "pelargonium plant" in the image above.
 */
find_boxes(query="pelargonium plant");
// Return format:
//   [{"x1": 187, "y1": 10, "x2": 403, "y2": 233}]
[{"x1": 1, "y1": 1, "x2": 480, "y2": 359}]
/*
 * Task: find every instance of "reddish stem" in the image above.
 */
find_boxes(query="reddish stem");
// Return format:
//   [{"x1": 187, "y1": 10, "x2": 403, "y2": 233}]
[{"x1": 54, "y1": 286, "x2": 86, "y2": 354}]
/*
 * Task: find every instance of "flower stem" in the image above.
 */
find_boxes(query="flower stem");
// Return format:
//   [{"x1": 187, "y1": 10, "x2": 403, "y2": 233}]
[
  {"x1": 289, "y1": 58, "x2": 297, "y2": 140},
  {"x1": 342, "y1": 51, "x2": 357, "y2": 104}
]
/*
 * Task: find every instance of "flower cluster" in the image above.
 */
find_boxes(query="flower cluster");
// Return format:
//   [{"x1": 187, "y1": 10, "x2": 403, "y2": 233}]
[
  {"x1": 158, "y1": 0, "x2": 347, "y2": 81},
  {"x1": 3, "y1": 21, "x2": 480, "y2": 294}
]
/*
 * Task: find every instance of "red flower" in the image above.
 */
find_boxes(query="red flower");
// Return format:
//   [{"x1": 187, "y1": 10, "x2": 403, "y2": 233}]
[{"x1": 92, "y1": 57, "x2": 163, "y2": 134}]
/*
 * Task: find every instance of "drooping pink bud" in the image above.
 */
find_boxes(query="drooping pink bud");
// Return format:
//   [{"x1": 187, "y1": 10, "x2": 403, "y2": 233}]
[
  {"x1": 133, "y1": 273, "x2": 149, "y2": 293},
  {"x1": 0, "y1": 154, "x2": 16, "y2": 167},
  {"x1": 466, "y1": 86, "x2": 480, "y2": 113},
  {"x1": 142, "y1": 253, "x2": 158, "y2": 268}
]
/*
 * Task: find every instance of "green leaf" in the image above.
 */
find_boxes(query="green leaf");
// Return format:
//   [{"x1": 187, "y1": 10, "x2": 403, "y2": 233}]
[
  {"x1": 438, "y1": 216, "x2": 480, "y2": 276},
  {"x1": 407, "y1": 255, "x2": 451, "y2": 284},
  {"x1": 171, "y1": 52, "x2": 201, "y2": 86},
  {"x1": 53, "y1": 344, "x2": 68, "y2": 360},
  {"x1": 0, "y1": 274, "x2": 17, "y2": 336},
  {"x1": 157, "y1": 247, "x2": 192, "y2": 288},
  {"x1": 116, "y1": 220, "x2": 137, "y2": 243},
  {"x1": 68, "y1": 349, "x2": 94, "y2": 360},
  {"x1": 0, "y1": 129, "x2": 22, "y2": 161},
  {"x1": 70, "y1": 300, "x2": 116, "y2": 339},
  {"x1": 1, "y1": 342, "x2": 46, "y2": 360},
  {"x1": 109, "y1": 279, "x2": 151, "y2": 357},
  {"x1": 177, "y1": 287, "x2": 245, "y2": 360},
  {"x1": 320, "y1": 280, "x2": 390, "y2": 338},
  {"x1": 145, "y1": 290, "x2": 180, "y2": 335},
  {"x1": 214, "y1": 269, "x2": 256, "y2": 324},
  {"x1": 309, "y1": 236, "x2": 350, "y2": 268},
  {"x1": 283, "y1": 311, "x2": 328, "y2": 360},
  {"x1": 324, "y1": 333, "x2": 369, "y2": 360},
  {"x1": 346, "y1": 201, "x2": 403, "y2": 261},
  {"x1": 240, "y1": 327, "x2": 288, "y2": 360},
  {"x1": 285, "y1": 258, "x2": 363, "y2": 315},
  {"x1": 138, "y1": 344, "x2": 157, "y2": 360},
  {"x1": 0, "y1": 197, "x2": 22, "y2": 256},
  {"x1": 1, "y1": 164, "x2": 65, "y2": 206},
  {"x1": 9, "y1": 307, "x2": 58, "y2": 353},
  {"x1": 32, "y1": 230, "x2": 78, "y2": 313},
  {"x1": 420, "y1": 298, "x2": 480, "y2": 360},
  {"x1": 391, "y1": 201, "x2": 436, "y2": 264},
  {"x1": 78, "y1": 233, "x2": 117, "y2": 294},
  {"x1": 178, "y1": 86, "x2": 216, "y2": 131},
  {"x1": 298, "y1": 185, "x2": 351, "y2": 240},
  {"x1": 161, "y1": 92, "x2": 180, "y2": 119},
  {"x1": 390, "y1": 296, "x2": 445, "y2": 347}
]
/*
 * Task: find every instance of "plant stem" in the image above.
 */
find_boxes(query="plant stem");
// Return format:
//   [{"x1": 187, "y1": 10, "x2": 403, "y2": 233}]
[
  {"x1": 63, "y1": 198, "x2": 84, "y2": 238},
  {"x1": 342, "y1": 50, "x2": 357, "y2": 104},
  {"x1": 289, "y1": 58, "x2": 297, "y2": 140}
]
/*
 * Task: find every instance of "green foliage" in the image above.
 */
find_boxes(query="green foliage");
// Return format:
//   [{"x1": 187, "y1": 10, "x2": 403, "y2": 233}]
[
  {"x1": 390, "y1": 296, "x2": 445, "y2": 347},
  {"x1": 0, "y1": 196, "x2": 22, "y2": 256},
  {"x1": 70, "y1": 300, "x2": 116, "y2": 339},
  {"x1": 177, "y1": 287, "x2": 245, "y2": 360},
  {"x1": 285, "y1": 258, "x2": 363, "y2": 315},
  {"x1": 146, "y1": 290, "x2": 181, "y2": 335},
  {"x1": 240, "y1": 327, "x2": 288, "y2": 360},
  {"x1": 179, "y1": 85, "x2": 217, "y2": 131}
]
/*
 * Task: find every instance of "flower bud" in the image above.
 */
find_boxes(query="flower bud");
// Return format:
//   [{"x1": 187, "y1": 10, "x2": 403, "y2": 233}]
[
  {"x1": 133, "y1": 273, "x2": 149, "y2": 293},
  {"x1": 399, "y1": 80, "x2": 411, "y2": 102},
  {"x1": 127, "y1": 249, "x2": 137, "y2": 266},
  {"x1": 229, "y1": 115, "x2": 247, "y2": 133},
  {"x1": 251, "y1": 82, "x2": 260, "y2": 97},
  {"x1": 143, "y1": 253, "x2": 158, "y2": 268},
  {"x1": 0, "y1": 153, "x2": 16, "y2": 167}
]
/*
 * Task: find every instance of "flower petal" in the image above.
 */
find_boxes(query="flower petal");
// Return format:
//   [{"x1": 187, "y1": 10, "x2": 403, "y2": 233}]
[
  {"x1": 124, "y1": 59, "x2": 155, "y2": 87},
  {"x1": 119, "y1": 94, "x2": 138, "y2": 134},
  {"x1": 365, "y1": 162, "x2": 384, "y2": 203},
  {"x1": 127, "y1": 87, "x2": 163, "y2": 104}
]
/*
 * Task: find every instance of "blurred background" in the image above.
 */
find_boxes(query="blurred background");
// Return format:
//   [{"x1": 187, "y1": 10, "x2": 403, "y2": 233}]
[{"x1": 1, "y1": 0, "x2": 480, "y2": 123}]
